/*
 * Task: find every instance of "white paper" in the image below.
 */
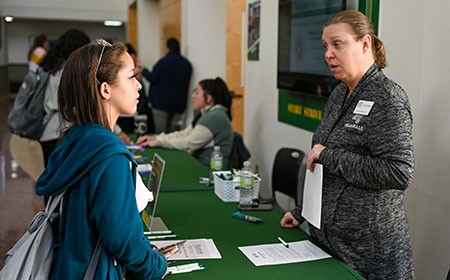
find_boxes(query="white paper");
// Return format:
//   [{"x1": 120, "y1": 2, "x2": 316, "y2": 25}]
[
  {"x1": 151, "y1": 239, "x2": 222, "y2": 260},
  {"x1": 135, "y1": 171, "x2": 153, "y2": 212},
  {"x1": 301, "y1": 164, "x2": 323, "y2": 229},
  {"x1": 137, "y1": 163, "x2": 152, "y2": 173},
  {"x1": 239, "y1": 240, "x2": 330, "y2": 266}
]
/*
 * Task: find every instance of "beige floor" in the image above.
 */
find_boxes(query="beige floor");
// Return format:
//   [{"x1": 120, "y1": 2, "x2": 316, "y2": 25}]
[{"x1": 0, "y1": 97, "x2": 45, "y2": 268}]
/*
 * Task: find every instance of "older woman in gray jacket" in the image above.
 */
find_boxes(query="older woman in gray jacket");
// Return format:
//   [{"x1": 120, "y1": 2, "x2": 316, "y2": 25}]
[{"x1": 281, "y1": 11, "x2": 414, "y2": 280}]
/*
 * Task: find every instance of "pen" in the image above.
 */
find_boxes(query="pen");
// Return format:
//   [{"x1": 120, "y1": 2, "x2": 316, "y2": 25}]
[
  {"x1": 143, "y1": 230, "x2": 172, "y2": 235},
  {"x1": 169, "y1": 263, "x2": 202, "y2": 271},
  {"x1": 170, "y1": 267, "x2": 206, "y2": 274},
  {"x1": 147, "y1": 234, "x2": 177, "y2": 240},
  {"x1": 277, "y1": 237, "x2": 289, "y2": 248}
]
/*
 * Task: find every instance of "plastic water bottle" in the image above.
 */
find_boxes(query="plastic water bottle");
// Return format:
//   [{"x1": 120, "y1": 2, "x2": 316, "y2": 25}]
[
  {"x1": 239, "y1": 161, "x2": 254, "y2": 205},
  {"x1": 210, "y1": 146, "x2": 223, "y2": 185}
]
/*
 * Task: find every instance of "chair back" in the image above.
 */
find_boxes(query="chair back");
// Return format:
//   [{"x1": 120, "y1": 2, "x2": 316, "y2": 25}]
[
  {"x1": 229, "y1": 132, "x2": 251, "y2": 169},
  {"x1": 272, "y1": 148, "x2": 306, "y2": 212}
]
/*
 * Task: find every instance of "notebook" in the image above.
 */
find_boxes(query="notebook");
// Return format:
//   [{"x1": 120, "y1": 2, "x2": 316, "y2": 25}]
[{"x1": 141, "y1": 153, "x2": 168, "y2": 232}]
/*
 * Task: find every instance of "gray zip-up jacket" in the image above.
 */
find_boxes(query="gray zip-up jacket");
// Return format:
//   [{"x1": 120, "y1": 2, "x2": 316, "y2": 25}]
[{"x1": 291, "y1": 64, "x2": 414, "y2": 280}]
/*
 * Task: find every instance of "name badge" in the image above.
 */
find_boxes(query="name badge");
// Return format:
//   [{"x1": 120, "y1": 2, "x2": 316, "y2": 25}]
[{"x1": 353, "y1": 100, "x2": 374, "y2": 115}]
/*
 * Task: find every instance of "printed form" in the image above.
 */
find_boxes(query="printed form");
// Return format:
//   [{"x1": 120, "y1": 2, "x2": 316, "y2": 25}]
[
  {"x1": 238, "y1": 240, "x2": 330, "y2": 266},
  {"x1": 152, "y1": 239, "x2": 222, "y2": 260}
]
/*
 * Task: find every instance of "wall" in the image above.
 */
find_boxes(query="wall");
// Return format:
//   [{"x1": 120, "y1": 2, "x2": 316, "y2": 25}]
[
  {"x1": 0, "y1": 19, "x2": 8, "y2": 98},
  {"x1": 244, "y1": 0, "x2": 313, "y2": 199},
  {"x1": 0, "y1": 0, "x2": 126, "y2": 22},
  {"x1": 181, "y1": 0, "x2": 227, "y2": 123},
  {"x1": 244, "y1": 0, "x2": 450, "y2": 279},
  {"x1": 381, "y1": 0, "x2": 450, "y2": 279},
  {"x1": 5, "y1": 19, "x2": 126, "y2": 64}
]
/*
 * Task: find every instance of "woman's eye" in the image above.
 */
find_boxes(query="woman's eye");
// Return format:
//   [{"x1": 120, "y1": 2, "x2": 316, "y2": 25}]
[{"x1": 130, "y1": 74, "x2": 138, "y2": 80}]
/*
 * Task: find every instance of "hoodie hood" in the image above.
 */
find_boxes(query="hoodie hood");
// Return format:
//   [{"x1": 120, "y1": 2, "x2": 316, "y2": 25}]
[{"x1": 36, "y1": 123, "x2": 136, "y2": 196}]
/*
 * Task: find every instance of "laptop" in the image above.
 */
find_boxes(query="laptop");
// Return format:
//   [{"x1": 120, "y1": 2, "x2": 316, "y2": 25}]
[{"x1": 141, "y1": 153, "x2": 168, "y2": 232}]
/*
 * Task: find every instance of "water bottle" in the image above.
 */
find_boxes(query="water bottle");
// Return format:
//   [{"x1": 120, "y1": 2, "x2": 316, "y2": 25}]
[
  {"x1": 239, "y1": 161, "x2": 254, "y2": 205},
  {"x1": 210, "y1": 146, "x2": 223, "y2": 185}
]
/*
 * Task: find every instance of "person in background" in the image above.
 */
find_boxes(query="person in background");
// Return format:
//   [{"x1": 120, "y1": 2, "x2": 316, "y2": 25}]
[
  {"x1": 36, "y1": 41, "x2": 172, "y2": 279},
  {"x1": 38, "y1": 29, "x2": 90, "y2": 166},
  {"x1": 141, "y1": 38, "x2": 192, "y2": 133},
  {"x1": 125, "y1": 43, "x2": 155, "y2": 134},
  {"x1": 280, "y1": 10, "x2": 414, "y2": 280},
  {"x1": 137, "y1": 77, "x2": 234, "y2": 169},
  {"x1": 28, "y1": 33, "x2": 48, "y2": 72}
]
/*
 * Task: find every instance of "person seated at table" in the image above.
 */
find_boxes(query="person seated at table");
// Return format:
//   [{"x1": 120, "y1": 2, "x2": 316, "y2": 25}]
[{"x1": 137, "y1": 77, "x2": 234, "y2": 168}]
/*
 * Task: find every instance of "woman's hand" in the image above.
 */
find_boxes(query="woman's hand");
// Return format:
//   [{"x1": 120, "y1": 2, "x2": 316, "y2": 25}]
[
  {"x1": 280, "y1": 211, "x2": 300, "y2": 228},
  {"x1": 117, "y1": 132, "x2": 131, "y2": 145},
  {"x1": 307, "y1": 144, "x2": 325, "y2": 172},
  {"x1": 137, "y1": 135, "x2": 157, "y2": 147}
]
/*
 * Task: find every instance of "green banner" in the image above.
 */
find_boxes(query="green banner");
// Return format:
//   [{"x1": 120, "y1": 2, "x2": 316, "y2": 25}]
[
  {"x1": 359, "y1": 0, "x2": 380, "y2": 35},
  {"x1": 278, "y1": 89, "x2": 327, "y2": 132}
]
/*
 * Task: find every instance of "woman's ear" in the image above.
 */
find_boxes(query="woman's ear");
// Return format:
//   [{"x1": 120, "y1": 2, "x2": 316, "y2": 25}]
[
  {"x1": 206, "y1": 94, "x2": 213, "y2": 105},
  {"x1": 99, "y1": 82, "x2": 111, "y2": 100},
  {"x1": 361, "y1": 34, "x2": 372, "y2": 53}
]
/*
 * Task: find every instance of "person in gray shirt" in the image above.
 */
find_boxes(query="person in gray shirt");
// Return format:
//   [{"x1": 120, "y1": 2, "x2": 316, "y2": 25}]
[{"x1": 281, "y1": 10, "x2": 414, "y2": 280}]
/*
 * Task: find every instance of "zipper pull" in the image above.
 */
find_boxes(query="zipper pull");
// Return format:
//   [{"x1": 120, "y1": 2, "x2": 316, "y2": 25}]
[{"x1": 113, "y1": 256, "x2": 117, "y2": 266}]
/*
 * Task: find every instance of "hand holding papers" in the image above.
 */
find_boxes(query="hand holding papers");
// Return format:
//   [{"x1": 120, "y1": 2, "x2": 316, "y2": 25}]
[
  {"x1": 301, "y1": 164, "x2": 323, "y2": 229},
  {"x1": 238, "y1": 240, "x2": 330, "y2": 266}
]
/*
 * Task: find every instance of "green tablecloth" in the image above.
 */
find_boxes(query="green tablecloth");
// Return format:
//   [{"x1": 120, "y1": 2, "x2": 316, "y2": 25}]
[
  {"x1": 135, "y1": 147, "x2": 212, "y2": 192},
  {"x1": 154, "y1": 190, "x2": 364, "y2": 280},
  {"x1": 130, "y1": 144, "x2": 364, "y2": 279}
]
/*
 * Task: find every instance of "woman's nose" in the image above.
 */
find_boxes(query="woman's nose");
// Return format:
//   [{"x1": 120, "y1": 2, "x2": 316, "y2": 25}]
[
  {"x1": 137, "y1": 80, "x2": 142, "y2": 91},
  {"x1": 325, "y1": 48, "x2": 334, "y2": 60}
]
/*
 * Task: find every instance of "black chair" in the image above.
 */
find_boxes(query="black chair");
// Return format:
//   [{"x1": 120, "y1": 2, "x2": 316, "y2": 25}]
[
  {"x1": 229, "y1": 132, "x2": 251, "y2": 169},
  {"x1": 446, "y1": 268, "x2": 450, "y2": 280},
  {"x1": 272, "y1": 147, "x2": 306, "y2": 212}
]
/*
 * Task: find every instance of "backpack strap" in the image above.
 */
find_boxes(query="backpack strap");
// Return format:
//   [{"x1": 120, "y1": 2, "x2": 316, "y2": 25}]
[
  {"x1": 83, "y1": 238, "x2": 102, "y2": 280},
  {"x1": 47, "y1": 191, "x2": 103, "y2": 280}
]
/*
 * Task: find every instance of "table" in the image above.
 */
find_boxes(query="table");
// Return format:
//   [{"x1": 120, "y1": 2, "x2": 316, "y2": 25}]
[
  {"x1": 134, "y1": 147, "x2": 365, "y2": 279},
  {"x1": 155, "y1": 190, "x2": 364, "y2": 279},
  {"x1": 136, "y1": 147, "x2": 212, "y2": 192}
]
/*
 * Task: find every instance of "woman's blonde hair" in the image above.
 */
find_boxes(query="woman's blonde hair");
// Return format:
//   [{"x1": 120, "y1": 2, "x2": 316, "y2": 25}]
[{"x1": 324, "y1": 10, "x2": 386, "y2": 69}]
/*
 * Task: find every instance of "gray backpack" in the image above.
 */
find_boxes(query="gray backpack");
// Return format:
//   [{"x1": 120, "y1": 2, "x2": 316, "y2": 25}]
[
  {"x1": 0, "y1": 192, "x2": 101, "y2": 280},
  {"x1": 7, "y1": 67, "x2": 52, "y2": 140}
]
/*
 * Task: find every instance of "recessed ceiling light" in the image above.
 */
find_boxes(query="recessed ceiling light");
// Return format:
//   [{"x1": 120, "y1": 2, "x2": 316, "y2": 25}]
[
  {"x1": 4, "y1": 16, "x2": 14, "y2": 22},
  {"x1": 104, "y1": 20, "x2": 122, "y2": 27}
]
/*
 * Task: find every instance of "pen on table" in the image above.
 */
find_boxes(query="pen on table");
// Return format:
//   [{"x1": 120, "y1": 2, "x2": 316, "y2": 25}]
[
  {"x1": 169, "y1": 263, "x2": 202, "y2": 271},
  {"x1": 170, "y1": 267, "x2": 206, "y2": 274},
  {"x1": 277, "y1": 237, "x2": 289, "y2": 248},
  {"x1": 147, "y1": 234, "x2": 177, "y2": 240},
  {"x1": 143, "y1": 230, "x2": 172, "y2": 235}
]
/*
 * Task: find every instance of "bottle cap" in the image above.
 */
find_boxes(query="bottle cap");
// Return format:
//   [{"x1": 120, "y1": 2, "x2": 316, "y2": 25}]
[
  {"x1": 214, "y1": 146, "x2": 220, "y2": 151},
  {"x1": 243, "y1": 161, "x2": 250, "y2": 167}
]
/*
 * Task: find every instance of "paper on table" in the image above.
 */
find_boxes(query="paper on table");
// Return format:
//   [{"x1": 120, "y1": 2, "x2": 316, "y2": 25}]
[
  {"x1": 152, "y1": 239, "x2": 222, "y2": 260},
  {"x1": 135, "y1": 171, "x2": 153, "y2": 212},
  {"x1": 238, "y1": 240, "x2": 330, "y2": 266},
  {"x1": 301, "y1": 164, "x2": 323, "y2": 229}
]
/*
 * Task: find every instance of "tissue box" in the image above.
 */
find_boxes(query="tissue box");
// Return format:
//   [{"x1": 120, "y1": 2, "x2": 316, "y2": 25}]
[{"x1": 213, "y1": 171, "x2": 260, "y2": 202}]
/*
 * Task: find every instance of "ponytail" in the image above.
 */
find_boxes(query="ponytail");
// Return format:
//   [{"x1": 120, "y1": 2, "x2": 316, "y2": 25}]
[
  {"x1": 197, "y1": 77, "x2": 232, "y2": 121},
  {"x1": 373, "y1": 35, "x2": 387, "y2": 69}
]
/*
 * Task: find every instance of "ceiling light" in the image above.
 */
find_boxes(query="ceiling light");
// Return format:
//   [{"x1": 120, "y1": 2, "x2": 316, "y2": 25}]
[
  {"x1": 4, "y1": 16, "x2": 14, "y2": 22},
  {"x1": 104, "y1": 20, "x2": 122, "y2": 27}
]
